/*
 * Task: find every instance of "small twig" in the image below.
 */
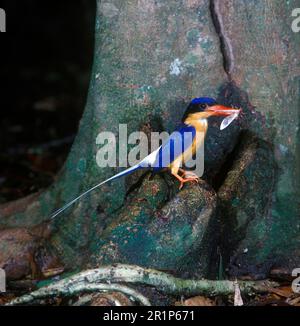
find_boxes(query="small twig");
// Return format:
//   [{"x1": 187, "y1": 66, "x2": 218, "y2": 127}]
[
  {"x1": 6, "y1": 264, "x2": 278, "y2": 306},
  {"x1": 7, "y1": 283, "x2": 151, "y2": 306}
]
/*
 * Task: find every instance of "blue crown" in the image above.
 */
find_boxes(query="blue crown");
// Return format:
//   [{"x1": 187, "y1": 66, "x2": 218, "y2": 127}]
[{"x1": 191, "y1": 97, "x2": 217, "y2": 105}]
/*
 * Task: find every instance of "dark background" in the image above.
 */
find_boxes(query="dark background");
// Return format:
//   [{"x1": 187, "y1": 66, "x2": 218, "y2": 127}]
[{"x1": 0, "y1": 0, "x2": 95, "y2": 202}]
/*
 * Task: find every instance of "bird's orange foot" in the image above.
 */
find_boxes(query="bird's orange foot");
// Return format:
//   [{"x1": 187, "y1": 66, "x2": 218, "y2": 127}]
[
  {"x1": 173, "y1": 170, "x2": 200, "y2": 190},
  {"x1": 179, "y1": 176, "x2": 200, "y2": 190},
  {"x1": 179, "y1": 169, "x2": 200, "y2": 179}
]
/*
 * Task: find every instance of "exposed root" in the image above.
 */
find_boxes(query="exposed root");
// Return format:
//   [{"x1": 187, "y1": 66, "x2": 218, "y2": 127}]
[
  {"x1": 0, "y1": 192, "x2": 41, "y2": 227},
  {"x1": 7, "y1": 283, "x2": 151, "y2": 306},
  {"x1": 7, "y1": 264, "x2": 279, "y2": 306}
]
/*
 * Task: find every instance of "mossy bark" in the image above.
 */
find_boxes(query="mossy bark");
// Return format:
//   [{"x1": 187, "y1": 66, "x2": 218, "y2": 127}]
[{"x1": 0, "y1": 0, "x2": 299, "y2": 280}]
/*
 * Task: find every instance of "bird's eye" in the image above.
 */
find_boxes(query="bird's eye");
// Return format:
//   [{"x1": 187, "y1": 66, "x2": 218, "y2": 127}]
[{"x1": 199, "y1": 104, "x2": 207, "y2": 110}]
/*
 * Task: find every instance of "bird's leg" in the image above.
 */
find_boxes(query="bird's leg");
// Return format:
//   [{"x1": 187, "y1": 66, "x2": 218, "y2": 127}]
[
  {"x1": 179, "y1": 168, "x2": 200, "y2": 179},
  {"x1": 172, "y1": 169, "x2": 200, "y2": 190},
  {"x1": 178, "y1": 168, "x2": 185, "y2": 176}
]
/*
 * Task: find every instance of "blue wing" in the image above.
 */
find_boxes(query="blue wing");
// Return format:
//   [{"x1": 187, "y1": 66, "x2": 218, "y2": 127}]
[{"x1": 151, "y1": 124, "x2": 196, "y2": 172}]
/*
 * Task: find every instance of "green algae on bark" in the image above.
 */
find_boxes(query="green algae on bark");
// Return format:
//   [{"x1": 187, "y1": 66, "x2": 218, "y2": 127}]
[
  {"x1": 90, "y1": 174, "x2": 218, "y2": 278},
  {"x1": 217, "y1": 132, "x2": 279, "y2": 277}
]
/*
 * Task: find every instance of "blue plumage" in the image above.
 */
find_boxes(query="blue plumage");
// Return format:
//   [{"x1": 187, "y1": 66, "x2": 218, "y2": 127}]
[
  {"x1": 152, "y1": 124, "x2": 196, "y2": 172},
  {"x1": 191, "y1": 97, "x2": 216, "y2": 105}
]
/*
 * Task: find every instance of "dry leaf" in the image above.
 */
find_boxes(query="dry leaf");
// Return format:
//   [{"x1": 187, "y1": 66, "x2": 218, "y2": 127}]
[
  {"x1": 90, "y1": 292, "x2": 133, "y2": 306},
  {"x1": 176, "y1": 296, "x2": 215, "y2": 306},
  {"x1": 42, "y1": 266, "x2": 65, "y2": 278},
  {"x1": 268, "y1": 286, "x2": 293, "y2": 298},
  {"x1": 287, "y1": 295, "x2": 300, "y2": 306}
]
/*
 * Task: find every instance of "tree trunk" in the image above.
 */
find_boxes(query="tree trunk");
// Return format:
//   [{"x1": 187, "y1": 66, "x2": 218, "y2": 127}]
[{"x1": 0, "y1": 0, "x2": 299, "y2": 281}]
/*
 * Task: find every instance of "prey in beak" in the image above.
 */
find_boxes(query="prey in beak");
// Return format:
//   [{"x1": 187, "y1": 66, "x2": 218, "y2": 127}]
[{"x1": 206, "y1": 104, "x2": 241, "y2": 130}]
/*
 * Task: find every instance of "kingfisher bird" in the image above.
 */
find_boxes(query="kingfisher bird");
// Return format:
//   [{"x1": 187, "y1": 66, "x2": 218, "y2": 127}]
[{"x1": 50, "y1": 97, "x2": 240, "y2": 219}]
